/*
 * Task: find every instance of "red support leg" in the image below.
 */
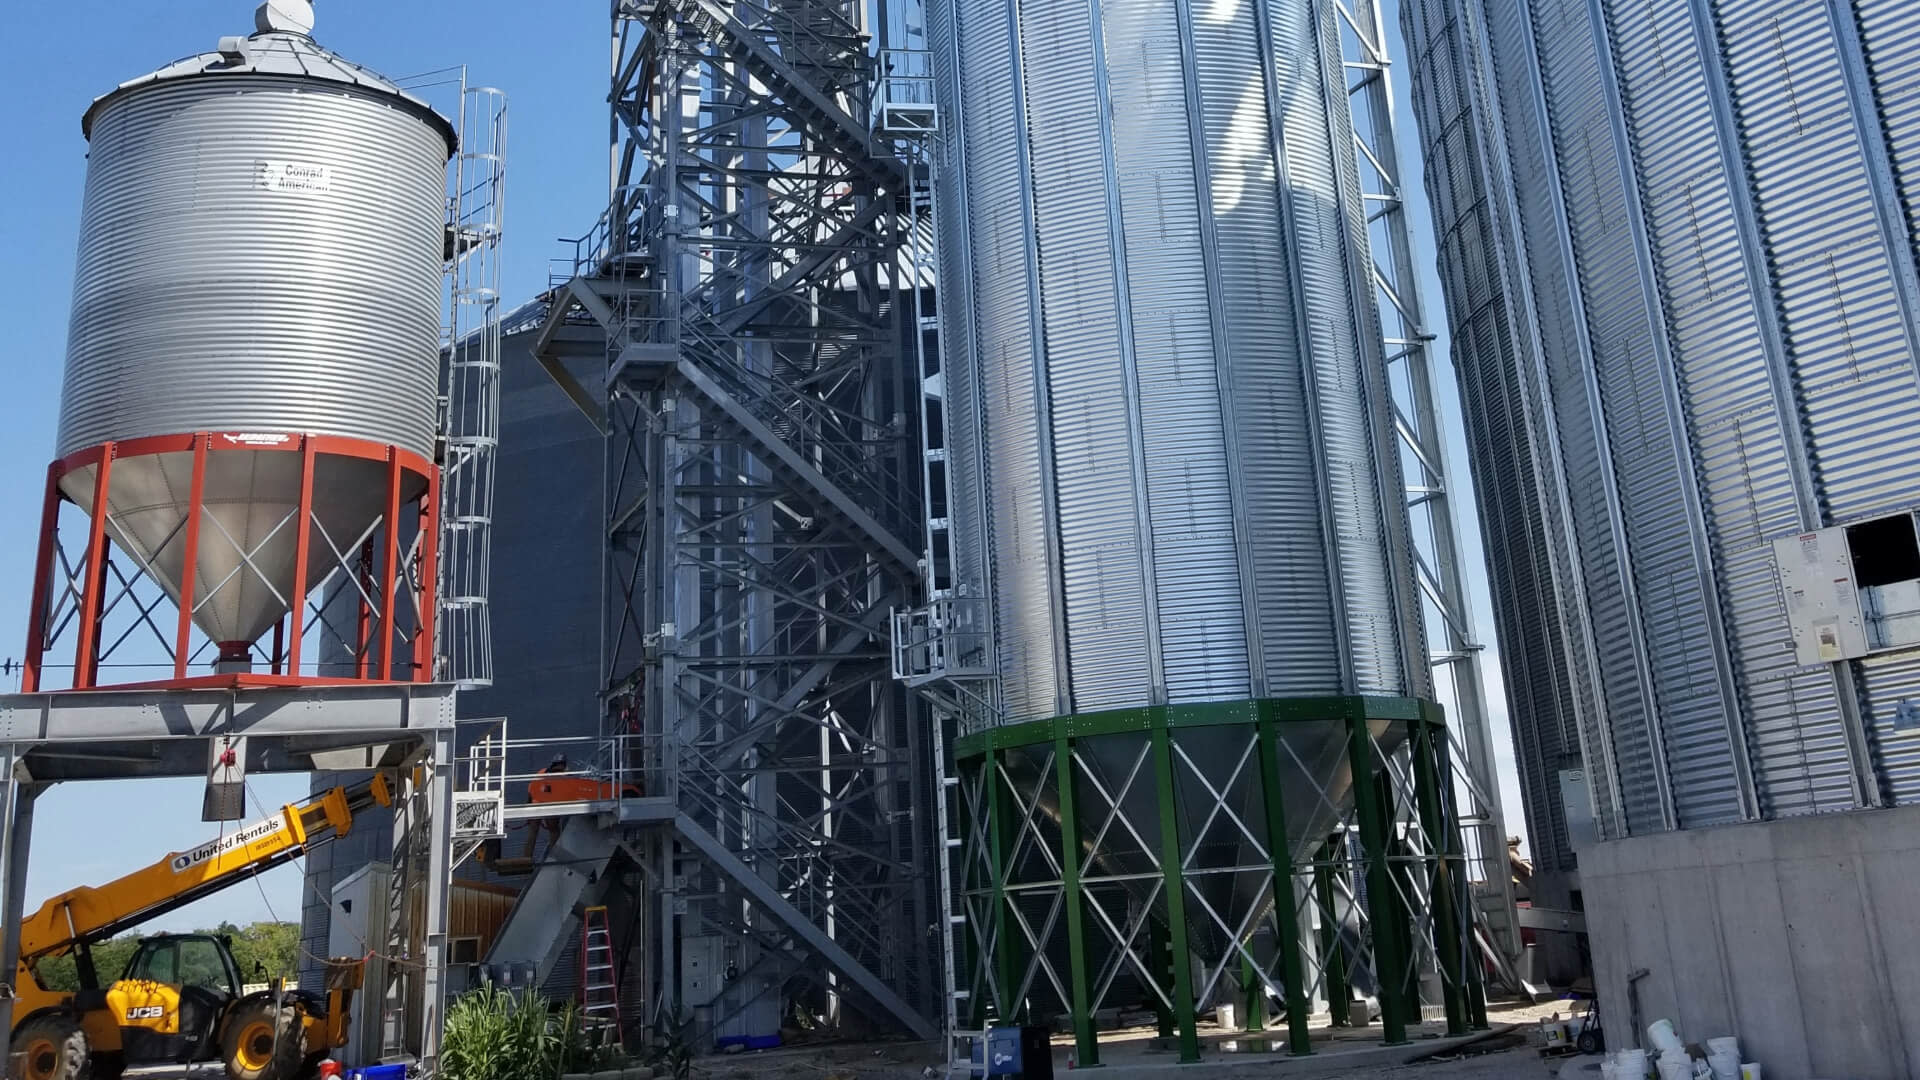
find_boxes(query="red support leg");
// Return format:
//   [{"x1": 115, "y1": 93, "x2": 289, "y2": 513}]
[
  {"x1": 270, "y1": 618, "x2": 285, "y2": 676},
  {"x1": 172, "y1": 434, "x2": 208, "y2": 680},
  {"x1": 22, "y1": 466, "x2": 62, "y2": 693},
  {"x1": 286, "y1": 437, "x2": 317, "y2": 677},
  {"x1": 414, "y1": 468, "x2": 440, "y2": 682},
  {"x1": 72, "y1": 445, "x2": 115, "y2": 689},
  {"x1": 377, "y1": 452, "x2": 402, "y2": 681},
  {"x1": 356, "y1": 541, "x2": 374, "y2": 680}
]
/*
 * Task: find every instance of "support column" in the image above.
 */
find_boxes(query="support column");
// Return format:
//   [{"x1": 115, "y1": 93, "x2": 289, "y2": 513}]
[
  {"x1": 1254, "y1": 709, "x2": 1312, "y2": 1056},
  {"x1": 984, "y1": 748, "x2": 1021, "y2": 1024},
  {"x1": 0, "y1": 755, "x2": 36, "y2": 1043},
  {"x1": 1148, "y1": 723, "x2": 1200, "y2": 1063},
  {"x1": 1346, "y1": 714, "x2": 1408, "y2": 1045},
  {"x1": 1314, "y1": 835, "x2": 1351, "y2": 1027},
  {"x1": 1411, "y1": 711, "x2": 1468, "y2": 1035},
  {"x1": 1147, "y1": 916, "x2": 1173, "y2": 1037},
  {"x1": 1053, "y1": 737, "x2": 1100, "y2": 1066},
  {"x1": 418, "y1": 725, "x2": 455, "y2": 1071}
]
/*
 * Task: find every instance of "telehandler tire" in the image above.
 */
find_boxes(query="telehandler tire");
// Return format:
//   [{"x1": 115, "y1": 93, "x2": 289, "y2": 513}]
[
  {"x1": 222, "y1": 1001, "x2": 305, "y2": 1080},
  {"x1": 12, "y1": 1014, "x2": 90, "y2": 1080}
]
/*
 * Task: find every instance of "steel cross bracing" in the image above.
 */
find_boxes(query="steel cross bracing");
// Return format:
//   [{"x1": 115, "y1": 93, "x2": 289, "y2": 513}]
[
  {"x1": 1333, "y1": 0, "x2": 1524, "y2": 985},
  {"x1": 532, "y1": 0, "x2": 937, "y2": 1043},
  {"x1": 952, "y1": 707, "x2": 1485, "y2": 1067}
]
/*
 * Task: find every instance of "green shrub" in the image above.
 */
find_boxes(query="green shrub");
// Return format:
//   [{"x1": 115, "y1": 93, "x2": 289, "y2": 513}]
[{"x1": 440, "y1": 987, "x2": 599, "y2": 1080}]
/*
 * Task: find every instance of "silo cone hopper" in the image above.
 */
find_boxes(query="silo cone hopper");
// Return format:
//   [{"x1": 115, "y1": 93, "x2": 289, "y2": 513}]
[
  {"x1": 33, "y1": 434, "x2": 436, "y2": 688},
  {"x1": 26, "y1": 430, "x2": 439, "y2": 687},
  {"x1": 956, "y1": 699, "x2": 1475, "y2": 1059}
]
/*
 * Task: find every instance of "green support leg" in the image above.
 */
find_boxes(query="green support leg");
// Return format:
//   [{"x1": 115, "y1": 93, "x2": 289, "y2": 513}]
[
  {"x1": 985, "y1": 748, "x2": 1022, "y2": 1026},
  {"x1": 1411, "y1": 713, "x2": 1468, "y2": 1036},
  {"x1": 1378, "y1": 769, "x2": 1423, "y2": 1023},
  {"x1": 1255, "y1": 710, "x2": 1314, "y2": 1056},
  {"x1": 1148, "y1": 723, "x2": 1201, "y2": 1063},
  {"x1": 1315, "y1": 836, "x2": 1351, "y2": 1028},
  {"x1": 1242, "y1": 952, "x2": 1264, "y2": 1033},
  {"x1": 1437, "y1": 735, "x2": 1491, "y2": 1031},
  {"x1": 1053, "y1": 737, "x2": 1101, "y2": 1067},
  {"x1": 1346, "y1": 715, "x2": 1409, "y2": 1046},
  {"x1": 1150, "y1": 918, "x2": 1174, "y2": 1038},
  {"x1": 963, "y1": 760, "x2": 987, "y2": 1031}
]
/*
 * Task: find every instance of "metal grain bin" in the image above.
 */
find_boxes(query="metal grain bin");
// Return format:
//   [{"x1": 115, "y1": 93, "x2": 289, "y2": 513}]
[
  {"x1": 929, "y1": 0, "x2": 1428, "y2": 721},
  {"x1": 54, "y1": 6, "x2": 454, "y2": 648},
  {"x1": 1404, "y1": 0, "x2": 1920, "y2": 856}
]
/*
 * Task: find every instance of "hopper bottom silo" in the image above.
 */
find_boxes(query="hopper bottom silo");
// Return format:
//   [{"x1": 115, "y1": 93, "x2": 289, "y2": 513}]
[{"x1": 954, "y1": 697, "x2": 1482, "y2": 1060}]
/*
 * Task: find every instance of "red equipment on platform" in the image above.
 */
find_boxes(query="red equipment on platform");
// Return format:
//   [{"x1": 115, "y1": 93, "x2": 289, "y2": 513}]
[{"x1": 21, "y1": 431, "x2": 441, "y2": 692}]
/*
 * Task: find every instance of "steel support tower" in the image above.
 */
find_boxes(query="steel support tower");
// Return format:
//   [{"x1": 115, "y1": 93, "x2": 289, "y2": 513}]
[
  {"x1": 535, "y1": 0, "x2": 937, "y2": 1043},
  {"x1": 1332, "y1": 0, "x2": 1523, "y2": 981}
]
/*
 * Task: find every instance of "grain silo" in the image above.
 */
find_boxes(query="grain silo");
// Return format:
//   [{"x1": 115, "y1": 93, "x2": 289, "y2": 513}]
[
  {"x1": 27, "y1": 0, "x2": 455, "y2": 688},
  {"x1": 921, "y1": 0, "x2": 1484, "y2": 1059},
  {"x1": 1404, "y1": 0, "x2": 1920, "y2": 1072}
]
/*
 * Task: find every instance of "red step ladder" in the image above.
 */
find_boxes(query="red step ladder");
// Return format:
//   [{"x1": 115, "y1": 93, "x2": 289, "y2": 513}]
[{"x1": 580, "y1": 905, "x2": 622, "y2": 1034}]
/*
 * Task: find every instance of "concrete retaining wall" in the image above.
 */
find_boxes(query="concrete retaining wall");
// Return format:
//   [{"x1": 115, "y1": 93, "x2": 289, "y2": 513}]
[{"x1": 1582, "y1": 805, "x2": 1920, "y2": 1079}]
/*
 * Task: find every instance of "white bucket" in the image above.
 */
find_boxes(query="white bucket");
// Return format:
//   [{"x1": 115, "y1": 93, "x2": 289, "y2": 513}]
[
  {"x1": 1617, "y1": 1048, "x2": 1650, "y2": 1078},
  {"x1": 1649, "y1": 1019, "x2": 1685, "y2": 1053},
  {"x1": 1705, "y1": 1037, "x2": 1739, "y2": 1059},
  {"x1": 1739, "y1": 1065, "x2": 1761, "y2": 1080},
  {"x1": 1707, "y1": 1052, "x2": 1739, "y2": 1080},
  {"x1": 1658, "y1": 1058, "x2": 1693, "y2": 1080}
]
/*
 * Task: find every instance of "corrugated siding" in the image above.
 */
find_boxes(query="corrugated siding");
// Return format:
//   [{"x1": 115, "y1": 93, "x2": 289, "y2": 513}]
[
  {"x1": 1273, "y1": 0, "x2": 1409, "y2": 696},
  {"x1": 1104, "y1": 0, "x2": 1250, "y2": 702},
  {"x1": 929, "y1": 0, "x2": 991, "y2": 621},
  {"x1": 68, "y1": 76, "x2": 446, "y2": 459},
  {"x1": 1715, "y1": 0, "x2": 1889, "y2": 814},
  {"x1": 1522, "y1": 0, "x2": 1672, "y2": 835},
  {"x1": 1590, "y1": 0, "x2": 1757, "y2": 826},
  {"x1": 952, "y1": 0, "x2": 1062, "y2": 720},
  {"x1": 1489, "y1": 0, "x2": 1630, "y2": 851},
  {"x1": 1204, "y1": 0, "x2": 1343, "y2": 696},
  {"x1": 937, "y1": 0, "x2": 1421, "y2": 715},
  {"x1": 1407, "y1": 0, "x2": 1920, "y2": 841},
  {"x1": 1853, "y1": 0, "x2": 1920, "y2": 801},
  {"x1": 1402, "y1": 0, "x2": 1613, "y2": 864},
  {"x1": 1025, "y1": 0, "x2": 1153, "y2": 711}
]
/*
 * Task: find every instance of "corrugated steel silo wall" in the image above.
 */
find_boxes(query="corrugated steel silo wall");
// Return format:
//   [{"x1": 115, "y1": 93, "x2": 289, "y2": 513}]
[
  {"x1": 1404, "y1": 0, "x2": 1920, "y2": 842},
  {"x1": 931, "y1": 0, "x2": 1427, "y2": 716},
  {"x1": 65, "y1": 77, "x2": 446, "y2": 460}
]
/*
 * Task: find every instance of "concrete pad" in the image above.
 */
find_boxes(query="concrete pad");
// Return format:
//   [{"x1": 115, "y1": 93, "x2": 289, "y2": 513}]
[
  {"x1": 1709, "y1": 858, "x2": 1808, "y2": 1079},
  {"x1": 1584, "y1": 807, "x2": 1920, "y2": 1080},
  {"x1": 1863, "y1": 845, "x2": 1920, "y2": 1078}
]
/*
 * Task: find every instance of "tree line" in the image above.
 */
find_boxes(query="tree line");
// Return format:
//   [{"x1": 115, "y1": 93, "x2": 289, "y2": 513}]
[{"x1": 33, "y1": 921, "x2": 300, "y2": 992}]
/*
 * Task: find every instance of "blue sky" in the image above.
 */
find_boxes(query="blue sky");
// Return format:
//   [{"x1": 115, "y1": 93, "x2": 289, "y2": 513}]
[{"x1": 0, "y1": 2, "x2": 1525, "y2": 932}]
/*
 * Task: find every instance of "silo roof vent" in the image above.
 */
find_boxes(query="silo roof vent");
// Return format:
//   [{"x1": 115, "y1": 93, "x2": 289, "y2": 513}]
[{"x1": 255, "y1": 0, "x2": 315, "y2": 36}]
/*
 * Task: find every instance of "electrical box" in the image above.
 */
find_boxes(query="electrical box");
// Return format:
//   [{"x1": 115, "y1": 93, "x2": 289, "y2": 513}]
[{"x1": 1775, "y1": 511, "x2": 1920, "y2": 666}]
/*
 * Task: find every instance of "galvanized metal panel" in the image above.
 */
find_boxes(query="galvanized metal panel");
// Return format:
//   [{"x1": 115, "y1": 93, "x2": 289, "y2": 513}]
[
  {"x1": 1197, "y1": 0, "x2": 1342, "y2": 696},
  {"x1": 946, "y1": 0, "x2": 1063, "y2": 720},
  {"x1": 937, "y1": 0, "x2": 1421, "y2": 717},
  {"x1": 1856, "y1": 0, "x2": 1920, "y2": 260},
  {"x1": 1024, "y1": 0, "x2": 1153, "y2": 711},
  {"x1": 1407, "y1": 0, "x2": 1920, "y2": 839},
  {"x1": 63, "y1": 72, "x2": 448, "y2": 459}
]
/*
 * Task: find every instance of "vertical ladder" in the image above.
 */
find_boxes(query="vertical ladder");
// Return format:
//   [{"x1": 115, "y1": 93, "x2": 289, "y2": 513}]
[{"x1": 581, "y1": 905, "x2": 623, "y2": 1035}]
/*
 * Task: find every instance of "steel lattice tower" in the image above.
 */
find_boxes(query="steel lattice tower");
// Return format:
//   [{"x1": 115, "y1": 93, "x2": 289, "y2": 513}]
[{"x1": 536, "y1": 0, "x2": 937, "y2": 1043}]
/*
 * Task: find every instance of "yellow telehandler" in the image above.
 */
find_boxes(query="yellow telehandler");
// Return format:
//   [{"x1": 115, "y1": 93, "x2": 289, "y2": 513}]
[{"x1": 9, "y1": 776, "x2": 395, "y2": 1080}]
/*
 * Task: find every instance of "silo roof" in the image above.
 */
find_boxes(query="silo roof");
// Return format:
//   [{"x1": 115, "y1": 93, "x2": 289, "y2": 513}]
[{"x1": 81, "y1": 31, "x2": 457, "y2": 154}]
